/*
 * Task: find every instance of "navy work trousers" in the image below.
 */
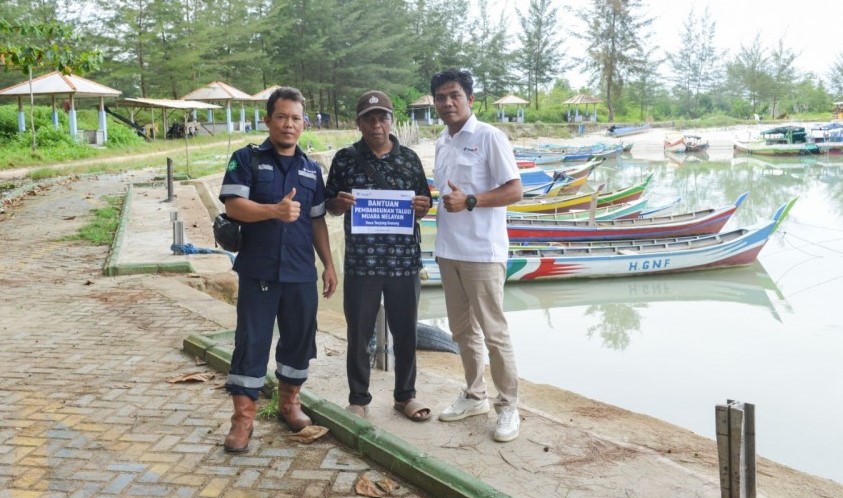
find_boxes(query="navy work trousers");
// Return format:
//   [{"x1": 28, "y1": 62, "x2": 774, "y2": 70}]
[
  {"x1": 225, "y1": 277, "x2": 318, "y2": 400},
  {"x1": 344, "y1": 274, "x2": 420, "y2": 406}
]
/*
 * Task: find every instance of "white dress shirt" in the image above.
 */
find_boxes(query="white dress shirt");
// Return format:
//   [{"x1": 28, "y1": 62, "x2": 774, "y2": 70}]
[{"x1": 433, "y1": 114, "x2": 519, "y2": 262}]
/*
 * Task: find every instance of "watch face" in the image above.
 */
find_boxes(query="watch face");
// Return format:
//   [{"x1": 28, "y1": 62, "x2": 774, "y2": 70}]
[{"x1": 467, "y1": 195, "x2": 477, "y2": 211}]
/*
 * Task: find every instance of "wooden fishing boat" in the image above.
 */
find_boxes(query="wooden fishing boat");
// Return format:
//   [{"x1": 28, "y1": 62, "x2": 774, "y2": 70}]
[
  {"x1": 809, "y1": 122, "x2": 843, "y2": 154},
  {"x1": 506, "y1": 197, "x2": 678, "y2": 223},
  {"x1": 734, "y1": 126, "x2": 820, "y2": 155},
  {"x1": 422, "y1": 197, "x2": 679, "y2": 228},
  {"x1": 544, "y1": 174, "x2": 589, "y2": 195},
  {"x1": 505, "y1": 198, "x2": 649, "y2": 221},
  {"x1": 590, "y1": 144, "x2": 625, "y2": 159},
  {"x1": 523, "y1": 174, "x2": 589, "y2": 197},
  {"x1": 555, "y1": 158, "x2": 603, "y2": 179},
  {"x1": 684, "y1": 134, "x2": 709, "y2": 152},
  {"x1": 664, "y1": 133, "x2": 686, "y2": 153},
  {"x1": 506, "y1": 192, "x2": 748, "y2": 242},
  {"x1": 525, "y1": 159, "x2": 603, "y2": 196},
  {"x1": 507, "y1": 174, "x2": 653, "y2": 214},
  {"x1": 607, "y1": 123, "x2": 650, "y2": 137},
  {"x1": 419, "y1": 198, "x2": 796, "y2": 285},
  {"x1": 513, "y1": 152, "x2": 567, "y2": 165},
  {"x1": 516, "y1": 143, "x2": 623, "y2": 164},
  {"x1": 424, "y1": 196, "x2": 649, "y2": 226},
  {"x1": 506, "y1": 158, "x2": 603, "y2": 197}
]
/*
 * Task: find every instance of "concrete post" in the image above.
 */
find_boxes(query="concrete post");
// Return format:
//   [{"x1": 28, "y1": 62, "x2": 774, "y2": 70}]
[
  {"x1": 166, "y1": 157, "x2": 174, "y2": 202},
  {"x1": 716, "y1": 400, "x2": 756, "y2": 498}
]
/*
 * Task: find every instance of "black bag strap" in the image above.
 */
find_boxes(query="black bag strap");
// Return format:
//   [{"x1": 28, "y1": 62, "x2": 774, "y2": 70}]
[
  {"x1": 345, "y1": 145, "x2": 393, "y2": 190},
  {"x1": 247, "y1": 144, "x2": 262, "y2": 196}
]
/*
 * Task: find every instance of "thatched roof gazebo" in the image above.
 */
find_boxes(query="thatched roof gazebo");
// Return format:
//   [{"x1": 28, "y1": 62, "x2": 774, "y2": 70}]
[
  {"x1": 182, "y1": 81, "x2": 254, "y2": 133},
  {"x1": 563, "y1": 94, "x2": 602, "y2": 122},
  {"x1": 408, "y1": 95, "x2": 436, "y2": 125},
  {"x1": 0, "y1": 71, "x2": 121, "y2": 144},
  {"x1": 492, "y1": 94, "x2": 529, "y2": 123}
]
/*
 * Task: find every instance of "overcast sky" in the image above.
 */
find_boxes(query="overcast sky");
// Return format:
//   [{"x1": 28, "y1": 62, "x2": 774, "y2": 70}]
[{"x1": 494, "y1": 0, "x2": 839, "y2": 89}]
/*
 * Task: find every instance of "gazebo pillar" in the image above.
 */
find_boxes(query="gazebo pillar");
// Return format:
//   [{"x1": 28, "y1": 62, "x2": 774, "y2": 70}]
[
  {"x1": 593, "y1": 105, "x2": 597, "y2": 122},
  {"x1": 239, "y1": 102, "x2": 246, "y2": 132},
  {"x1": 425, "y1": 107, "x2": 431, "y2": 125},
  {"x1": 226, "y1": 101, "x2": 233, "y2": 134},
  {"x1": 98, "y1": 97, "x2": 108, "y2": 143},
  {"x1": 254, "y1": 106, "x2": 260, "y2": 131},
  {"x1": 17, "y1": 97, "x2": 25, "y2": 132},
  {"x1": 68, "y1": 95, "x2": 78, "y2": 139},
  {"x1": 51, "y1": 96, "x2": 60, "y2": 129}
]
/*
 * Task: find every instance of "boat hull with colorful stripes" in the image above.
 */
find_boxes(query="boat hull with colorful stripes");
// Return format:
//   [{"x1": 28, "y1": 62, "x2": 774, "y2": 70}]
[
  {"x1": 507, "y1": 174, "x2": 652, "y2": 214},
  {"x1": 506, "y1": 192, "x2": 748, "y2": 242},
  {"x1": 419, "y1": 199, "x2": 795, "y2": 286}
]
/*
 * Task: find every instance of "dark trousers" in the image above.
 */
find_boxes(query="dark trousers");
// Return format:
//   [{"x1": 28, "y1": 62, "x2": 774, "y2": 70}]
[
  {"x1": 344, "y1": 274, "x2": 420, "y2": 406},
  {"x1": 226, "y1": 277, "x2": 318, "y2": 400}
]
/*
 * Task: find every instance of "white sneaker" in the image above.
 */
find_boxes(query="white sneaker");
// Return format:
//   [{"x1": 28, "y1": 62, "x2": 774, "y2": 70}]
[
  {"x1": 438, "y1": 392, "x2": 491, "y2": 422},
  {"x1": 493, "y1": 407, "x2": 520, "y2": 442}
]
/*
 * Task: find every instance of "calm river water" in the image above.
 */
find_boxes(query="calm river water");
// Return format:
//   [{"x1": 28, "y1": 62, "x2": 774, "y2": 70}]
[{"x1": 328, "y1": 131, "x2": 843, "y2": 484}]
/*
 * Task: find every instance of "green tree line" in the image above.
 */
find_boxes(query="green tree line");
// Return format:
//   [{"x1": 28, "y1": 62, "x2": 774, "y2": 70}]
[{"x1": 2, "y1": 0, "x2": 843, "y2": 126}]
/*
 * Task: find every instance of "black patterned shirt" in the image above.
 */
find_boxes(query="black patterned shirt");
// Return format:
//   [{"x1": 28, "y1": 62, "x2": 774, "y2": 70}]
[{"x1": 326, "y1": 135, "x2": 432, "y2": 277}]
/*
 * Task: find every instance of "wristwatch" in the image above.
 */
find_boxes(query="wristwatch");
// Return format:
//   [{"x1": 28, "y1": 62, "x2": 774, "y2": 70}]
[{"x1": 466, "y1": 195, "x2": 477, "y2": 211}]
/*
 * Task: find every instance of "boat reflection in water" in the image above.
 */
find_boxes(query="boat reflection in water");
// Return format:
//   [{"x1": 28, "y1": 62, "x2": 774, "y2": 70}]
[{"x1": 418, "y1": 262, "x2": 786, "y2": 351}]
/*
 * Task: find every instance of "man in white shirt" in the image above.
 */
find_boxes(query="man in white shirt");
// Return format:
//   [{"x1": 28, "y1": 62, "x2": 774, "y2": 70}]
[{"x1": 430, "y1": 69, "x2": 524, "y2": 442}]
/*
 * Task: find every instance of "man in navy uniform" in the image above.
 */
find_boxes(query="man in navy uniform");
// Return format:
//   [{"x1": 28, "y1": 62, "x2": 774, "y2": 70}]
[{"x1": 219, "y1": 86, "x2": 337, "y2": 453}]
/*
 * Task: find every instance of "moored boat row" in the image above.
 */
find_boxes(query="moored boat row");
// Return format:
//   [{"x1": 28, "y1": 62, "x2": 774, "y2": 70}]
[
  {"x1": 419, "y1": 198, "x2": 796, "y2": 285},
  {"x1": 506, "y1": 192, "x2": 748, "y2": 242}
]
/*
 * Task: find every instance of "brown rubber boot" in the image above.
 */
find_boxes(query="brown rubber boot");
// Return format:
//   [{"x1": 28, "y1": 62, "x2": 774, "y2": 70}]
[
  {"x1": 277, "y1": 381, "x2": 312, "y2": 432},
  {"x1": 223, "y1": 395, "x2": 256, "y2": 453}
]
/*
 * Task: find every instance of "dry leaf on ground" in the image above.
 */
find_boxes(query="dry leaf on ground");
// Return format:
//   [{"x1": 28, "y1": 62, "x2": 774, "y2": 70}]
[
  {"x1": 376, "y1": 478, "x2": 396, "y2": 494},
  {"x1": 166, "y1": 372, "x2": 215, "y2": 383},
  {"x1": 354, "y1": 475, "x2": 385, "y2": 497},
  {"x1": 284, "y1": 425, "x2": 329, "y2": 443}
]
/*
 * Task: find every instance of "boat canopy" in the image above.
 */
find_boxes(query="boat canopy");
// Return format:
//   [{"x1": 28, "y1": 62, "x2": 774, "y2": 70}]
[{"x1": 760, "y1": 126, "x2": 807, "y2": 143}]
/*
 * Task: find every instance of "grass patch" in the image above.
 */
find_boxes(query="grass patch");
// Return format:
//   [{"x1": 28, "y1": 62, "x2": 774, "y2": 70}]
[
  {"x1": 256, "y1": 388, "x2": 279, "y2": 419},
  {"x1": 70, "y1": 195, "x2": 124, "y2": 245}
]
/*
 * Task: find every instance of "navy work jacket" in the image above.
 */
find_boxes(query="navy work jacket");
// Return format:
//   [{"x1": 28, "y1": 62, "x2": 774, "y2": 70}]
[{"x1": 219, "y1": 139, "x2": 327, "y2": 283}]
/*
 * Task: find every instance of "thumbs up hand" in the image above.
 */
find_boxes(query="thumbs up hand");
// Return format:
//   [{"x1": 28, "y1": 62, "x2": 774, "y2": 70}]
[
  {"x1": 442, "y1": 180, "x2": 468, "y2": 212},
  {"x1": 276, "y1": 187, "x2": 301, "y2": 222}
]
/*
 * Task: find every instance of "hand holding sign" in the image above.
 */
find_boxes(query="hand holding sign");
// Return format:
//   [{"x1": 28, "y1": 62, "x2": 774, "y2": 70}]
[
  {"x1": 443, "y1": 180, "x2": 468, "y2": 212},
  {"x1": 333, "y1": 191, "x2": 356, "y2": 214},
  {"x1": 276, "y1": 188, "x2": 301, "y2": 222},
  {"x1": 412, "y1": 195, "x2": 431, "y2": 218}
]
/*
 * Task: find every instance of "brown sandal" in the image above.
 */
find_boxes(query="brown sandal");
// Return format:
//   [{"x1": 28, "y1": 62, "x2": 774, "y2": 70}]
[
  {"x1": 394, "y1": 399, "x2": 431, "y2": 422},
  {"x1": 346, "y1": 404, "x2": 368, "y2": 419}
]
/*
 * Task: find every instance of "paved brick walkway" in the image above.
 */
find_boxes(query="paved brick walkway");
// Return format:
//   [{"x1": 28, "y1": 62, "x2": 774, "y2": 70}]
[{"x1": 0, "y1": 173, "x2": 424, "y2": 497}]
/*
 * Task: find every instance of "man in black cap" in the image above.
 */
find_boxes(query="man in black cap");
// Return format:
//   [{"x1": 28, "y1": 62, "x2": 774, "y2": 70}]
[{"x1": 325, "y1": 90, "x2": 433, "y2": 421}]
